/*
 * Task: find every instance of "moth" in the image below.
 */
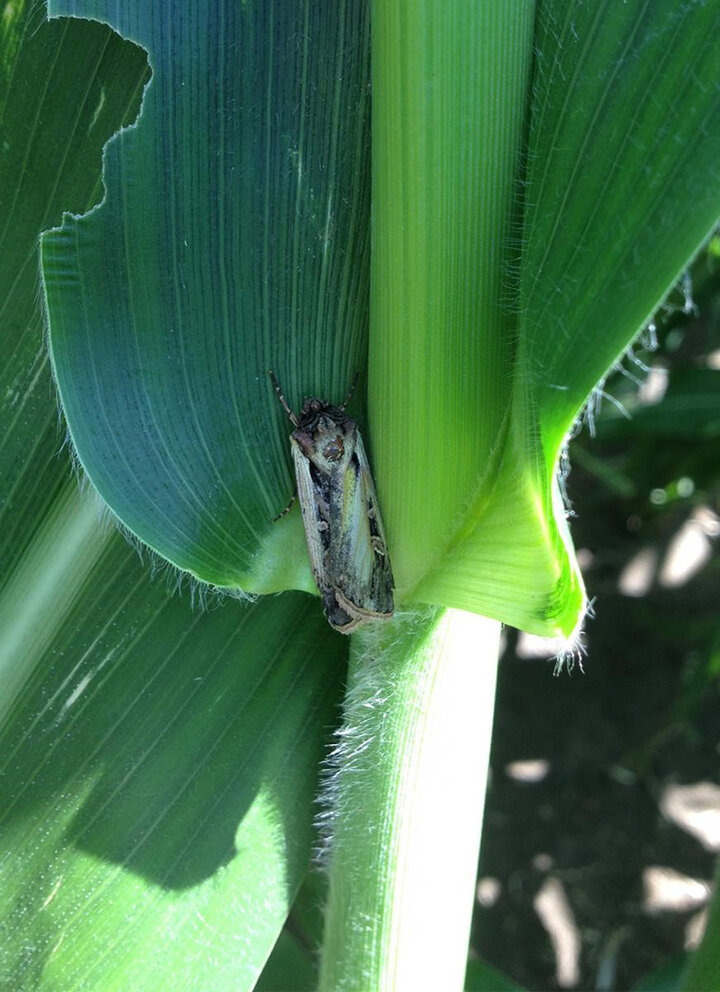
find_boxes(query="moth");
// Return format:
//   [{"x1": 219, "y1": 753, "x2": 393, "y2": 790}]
[{"x1": 270, "y1": 371, "x2": 394, "y2": 633}]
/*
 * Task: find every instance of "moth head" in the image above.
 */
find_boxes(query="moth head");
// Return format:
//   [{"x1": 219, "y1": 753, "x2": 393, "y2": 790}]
[{"x1": 298, "y1": 398, "x2": 347, "y2": 431}]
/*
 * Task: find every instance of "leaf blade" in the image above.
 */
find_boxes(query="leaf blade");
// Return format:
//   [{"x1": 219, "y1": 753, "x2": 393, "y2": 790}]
[
  {"x1": 388, "y1": 1, "x2": 720, "y2": 635},
  {"x1": 43, "y1": 0, "x2": 372, "y2": 595},
  {"x1": 0, "y1": 498, "x2": 345, "y2": 990}
]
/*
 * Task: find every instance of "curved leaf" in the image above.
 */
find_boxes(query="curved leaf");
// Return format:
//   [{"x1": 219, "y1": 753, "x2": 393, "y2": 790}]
[
  {"x1": 374, "y1": 1, "x2": 720, "y2": 635},
  {"x1": 42, "y1": 0, "x2": 370, "y2": 595}
]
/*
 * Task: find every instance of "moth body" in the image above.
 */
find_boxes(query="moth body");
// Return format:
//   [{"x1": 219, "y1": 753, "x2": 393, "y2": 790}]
[{"x1": 270, "y1": 373, "x2": 394, "y2": 633}]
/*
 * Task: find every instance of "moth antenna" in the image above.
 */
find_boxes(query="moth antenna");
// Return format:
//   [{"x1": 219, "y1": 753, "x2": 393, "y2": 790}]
[
  {"x1": 340, "y1": 370, "x2": 360, "y2": 410},
  {"x1": 269, "y1": 370, "x2": 298, "y2": 425}
]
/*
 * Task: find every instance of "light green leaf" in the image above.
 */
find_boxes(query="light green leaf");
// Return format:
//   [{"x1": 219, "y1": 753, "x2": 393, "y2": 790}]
[
  {"x1": 0, "y1": 498, "x2": 344, "y2": 990},
  {"x1": 374, "y1": 1, "x2": 720, "y2": 635}
]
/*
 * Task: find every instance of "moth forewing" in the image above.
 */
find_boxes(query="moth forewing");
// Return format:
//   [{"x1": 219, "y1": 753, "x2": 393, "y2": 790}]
[
  {"x1": 270, "y1": 371, "x2": 394, "y2": 633},
  {"x1": 290, "y1": 438, "x2": 330, "y2": 594},
  {"x1": 332, "y1": 433, "x2": 393, "y2": 620}
]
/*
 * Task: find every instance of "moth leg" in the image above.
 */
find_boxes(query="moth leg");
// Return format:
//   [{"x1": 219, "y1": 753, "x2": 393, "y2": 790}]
[
  {"x1": 273, "y1": 492, "x2": 296, "y2": 521},
  {"x1": 339, "y1": 370, "x2": 360, "y2": 410},
  {"x1": 269, "y1": 370, "x2": 299, "y2": 426}
]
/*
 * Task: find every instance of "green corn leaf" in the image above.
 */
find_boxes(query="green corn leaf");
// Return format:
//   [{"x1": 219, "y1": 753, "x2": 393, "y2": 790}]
[
  {"x1": 5, "y1": 3, "x2": 720, "y2": 983},
  {"x1": 42, "y1": 0, "x2": 371, "y2": 597},
  {"x1": 1, "y1": 5, "x2": 347, "y2": 987},
  {"x1": 0, "y1": 0, "x2": 149, "y2": 580},
  {"x1": 376, "y1": 0, "x2": 720, "y2": 635},
  {"x1": 0, "y1": 500, "x2": 344, "y2": 990},
  {"x1": 41, "y1": 2, "x2": 720, "y2": 638},
  {"x1": 1, "y1": 511, "x2": 344, "y2": 985}
]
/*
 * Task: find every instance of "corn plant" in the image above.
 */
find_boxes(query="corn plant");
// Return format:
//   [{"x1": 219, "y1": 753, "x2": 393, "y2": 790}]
[{"x1": 2, "y1": 1, "x2": 720, "y2": 989}]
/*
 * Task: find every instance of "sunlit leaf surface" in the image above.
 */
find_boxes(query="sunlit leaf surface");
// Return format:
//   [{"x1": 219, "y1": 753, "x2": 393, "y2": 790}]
[
  {"x1": 0, "y1": 507, "x2": 344, "y2": 989},
  {"x1": 378, "y1": 2, "x2": 720, "y2": 634}
]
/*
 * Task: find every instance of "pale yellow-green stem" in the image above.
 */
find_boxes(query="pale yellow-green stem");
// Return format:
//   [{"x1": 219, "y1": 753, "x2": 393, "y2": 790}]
[{"x1": 319, "y1": 608, "x2": 501, "y2": 991}]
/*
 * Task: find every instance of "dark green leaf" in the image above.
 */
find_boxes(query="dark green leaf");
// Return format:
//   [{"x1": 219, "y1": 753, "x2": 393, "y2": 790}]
[{"x1": 43, "y1": 0, "x2": 370, "y2": 594}]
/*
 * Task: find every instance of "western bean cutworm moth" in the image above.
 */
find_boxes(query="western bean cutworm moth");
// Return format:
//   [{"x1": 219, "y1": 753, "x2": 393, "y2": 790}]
[{"x1": 270, "y1": 371, "x2": 394, "y2": 633}]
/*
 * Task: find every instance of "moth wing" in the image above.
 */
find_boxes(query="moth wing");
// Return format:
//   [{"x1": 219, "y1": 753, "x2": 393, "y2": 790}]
[
  {"x1": 331, "y1": 432, "x2": 394, "y2": 620},
  {"x1": 291, "y1": 439, "x2": 329, "y2": 593}
]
